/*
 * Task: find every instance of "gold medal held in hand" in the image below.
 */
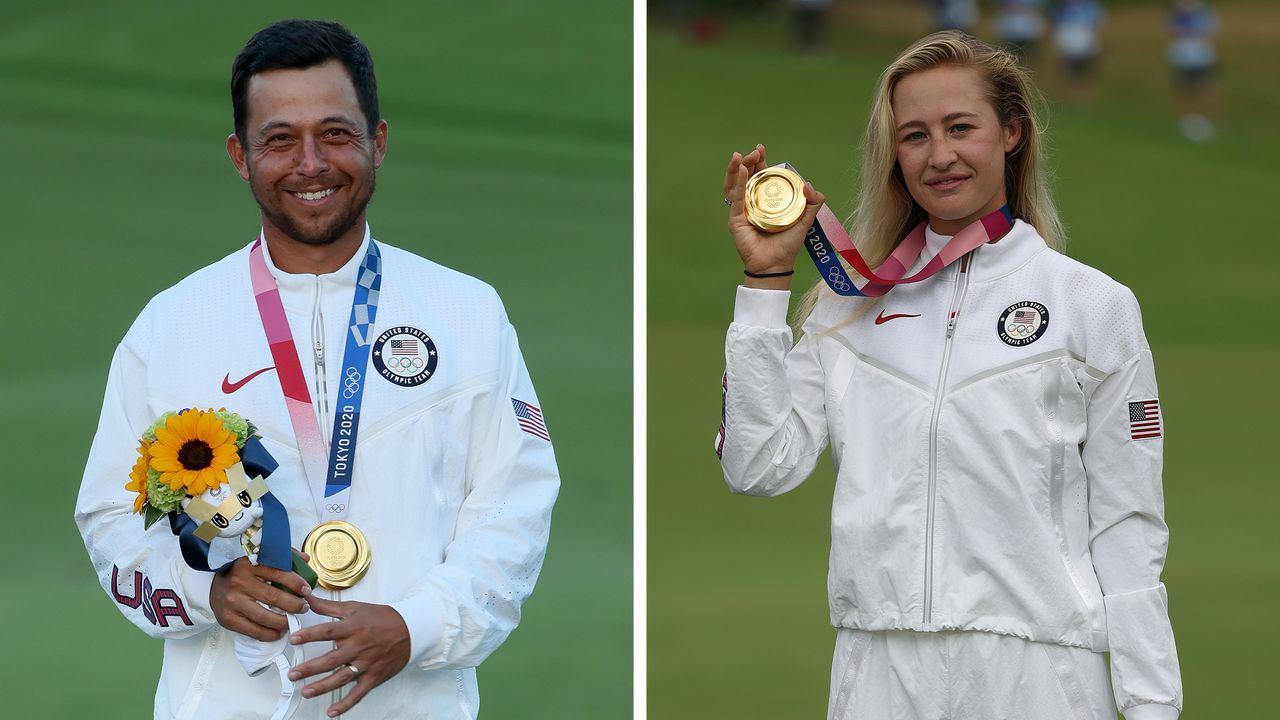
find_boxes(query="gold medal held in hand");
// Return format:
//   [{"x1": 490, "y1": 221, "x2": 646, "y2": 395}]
[
  {"x1": 744, "y1": 165, "x2": 806, "y2": 233},
  {"x1": 302, "y1": 521, "x2": 371, "y2": 590}
]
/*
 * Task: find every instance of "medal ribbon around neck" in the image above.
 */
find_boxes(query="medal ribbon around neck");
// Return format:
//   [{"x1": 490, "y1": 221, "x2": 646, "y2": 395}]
[
  {"x1": 778, "y1": 163, "x2": 1013, "y2": 296},
  {"x1": 248, "y1": 237, "x2": 382, "y2": 523}
]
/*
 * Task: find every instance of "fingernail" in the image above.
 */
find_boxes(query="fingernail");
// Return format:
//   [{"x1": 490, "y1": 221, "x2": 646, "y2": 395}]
[
  {"x1": 328, "y1": 710, "x2": 338, "y2": 717},
  {"x1": 301, "y1": 602, "x2": 310, "y2": 614},
  {"x1": 303, "y1": 688, "x2": 314, "y2": 697},
  {"x1": 289, "y1": 671, "x2": 300, "y2": 681},
  {"x1": 291, "y1": 634, "x2": 302, "y2": 644}
]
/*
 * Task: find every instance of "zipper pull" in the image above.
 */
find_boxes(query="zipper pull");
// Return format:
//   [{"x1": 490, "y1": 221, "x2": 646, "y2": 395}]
[
  {"x1": 945, "y1": 253, "x2": 973, "y2": 339},
  {"x1": 312, "y1": 277, "x2": 326, "y2": 367}
]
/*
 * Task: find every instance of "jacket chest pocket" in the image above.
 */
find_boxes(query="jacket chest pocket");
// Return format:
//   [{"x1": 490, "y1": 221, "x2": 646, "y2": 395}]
[{"x1": 355, "y1": 402, "x2": 462, "y2": 561}]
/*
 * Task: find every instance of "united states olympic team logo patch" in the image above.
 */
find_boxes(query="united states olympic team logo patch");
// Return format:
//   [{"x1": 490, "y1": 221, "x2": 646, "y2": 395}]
[
  {"x1": 997, "y1": 301, "x2": 1049, "y2": 347},
  {"x1": 372, "y1": 326, "x2": 438, "y2": 387}
]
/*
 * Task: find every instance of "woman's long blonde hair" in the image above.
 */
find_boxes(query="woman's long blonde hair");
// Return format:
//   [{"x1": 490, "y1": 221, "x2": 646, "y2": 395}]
[{"x1": 794, "y1": 31, "x2": 1064, "y2": 331}]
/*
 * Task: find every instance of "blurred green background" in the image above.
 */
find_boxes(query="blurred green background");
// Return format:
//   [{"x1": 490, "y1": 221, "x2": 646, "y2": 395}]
[
  {"x1": 649, "y1": 1, "x2": 1276, "y2": 717},
  {"x1": 1, "y1": 1, "x2": 630, "y2": 717}
]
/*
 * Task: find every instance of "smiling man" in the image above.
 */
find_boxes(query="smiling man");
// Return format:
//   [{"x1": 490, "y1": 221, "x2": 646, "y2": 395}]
[{"x1": 76, "y1": 19, "x2": 560, "y2": 719}]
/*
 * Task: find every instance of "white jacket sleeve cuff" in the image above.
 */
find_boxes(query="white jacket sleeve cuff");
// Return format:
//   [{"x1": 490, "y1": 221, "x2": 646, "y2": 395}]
[
  {"x1": 733, "y1": 286, "x2": 791, "y2": 328},
  {"x1": 1104, "y1": 583, "x2": 1182, "y2": 712},
  {"x1": 389, "y1": 591, "x2": 446, "y2": 666},
  {"x1": 1123, "y1": 703, "x2": 1180, "y2": 720}
]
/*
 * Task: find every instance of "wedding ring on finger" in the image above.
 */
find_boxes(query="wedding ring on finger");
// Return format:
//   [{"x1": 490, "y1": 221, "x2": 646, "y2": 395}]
[
  {"x1": 723, "y1": 197, "x2": 732, "y2": 206},
  {"x1": 347, "y1": 663, "x2": 362, "y2": 677}
]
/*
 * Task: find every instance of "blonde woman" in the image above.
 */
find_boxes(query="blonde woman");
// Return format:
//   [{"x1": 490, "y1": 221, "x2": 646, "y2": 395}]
[{"x1": 716, "y1": 32, "x2": 1182, "y2": 720}]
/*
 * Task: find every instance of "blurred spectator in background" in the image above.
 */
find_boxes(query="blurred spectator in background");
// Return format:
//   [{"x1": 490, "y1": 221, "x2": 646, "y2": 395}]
[
  {"x1": 792, "y1": 0, "x2": 833, "y2": 57},
  {"x1": 995, "y1": 0, "x2": 1048, "y2": 61},
  {"x1": 1167, "y1": 0, "x2": 1222, "y2": 141},
  {"x1": 1052, "y1": 0, "x2": 1106, "y2": 105},
  {"x1": 929, "y1": 0, "x2": 980, "y2": 33}
]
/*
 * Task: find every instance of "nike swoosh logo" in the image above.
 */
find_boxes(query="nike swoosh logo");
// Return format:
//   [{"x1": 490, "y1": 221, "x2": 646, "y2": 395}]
[
  {"x1": 874, "y1": 311, "x2": 921, "y2": 325},
  {"x1": 222, "y1": 366, "x2": 275, "y2": 394}
]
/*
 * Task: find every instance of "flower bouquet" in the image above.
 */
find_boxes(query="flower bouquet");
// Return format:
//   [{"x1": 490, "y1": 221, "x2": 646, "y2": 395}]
[{"x1": 125, "y1": 407, "x2": 315, "y2": 587}]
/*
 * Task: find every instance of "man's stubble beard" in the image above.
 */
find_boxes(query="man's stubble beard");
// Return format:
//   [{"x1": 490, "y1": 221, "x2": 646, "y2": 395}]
[{"x1": 252, "y1": 171, "x2": 377, "y2": 247}]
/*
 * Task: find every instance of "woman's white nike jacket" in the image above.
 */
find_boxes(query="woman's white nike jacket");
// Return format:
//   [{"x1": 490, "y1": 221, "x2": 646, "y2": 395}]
[{"x1": 716, "y1": 221, "x2": 1182, "y2": 718}]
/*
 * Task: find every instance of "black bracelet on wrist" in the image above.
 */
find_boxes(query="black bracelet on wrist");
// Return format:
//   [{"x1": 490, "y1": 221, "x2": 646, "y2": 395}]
[{"x1": 743, "y1": 268, "x2": 795, "y2": 278}]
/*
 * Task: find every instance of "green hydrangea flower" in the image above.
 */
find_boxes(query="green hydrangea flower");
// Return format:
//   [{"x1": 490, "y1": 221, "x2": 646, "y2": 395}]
[
  {"x1": 215, "y1": 410, "x2": 251, "y2": 447},
  {"x1": 146, "y1": 472, "x2": 186, "y2": 514},
  {"x1": 142, "y1": 411, "x2": 177, "y2": 444}
]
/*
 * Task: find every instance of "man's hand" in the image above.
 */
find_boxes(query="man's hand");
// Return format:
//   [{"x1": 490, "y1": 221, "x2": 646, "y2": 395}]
[
  {"x1": 287, "y1": 595, "x2": 411, "y2": 717},
  {"x1": 210, "y1": 556, "x2": 312, "y2": 641}
]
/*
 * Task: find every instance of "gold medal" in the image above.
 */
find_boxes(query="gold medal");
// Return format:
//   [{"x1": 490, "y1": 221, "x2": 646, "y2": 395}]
[
  {"x1": 744, "y1": 166, "x2": 806, "y2": 233},
  {"x1": 302, "y1": 521, "x2": 371, "y2": 590}
]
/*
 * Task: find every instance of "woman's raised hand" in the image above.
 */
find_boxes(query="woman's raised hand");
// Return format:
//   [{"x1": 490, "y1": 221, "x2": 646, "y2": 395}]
[{"x1": 724, "y1": 144, "x2": 825, "y2": 288}]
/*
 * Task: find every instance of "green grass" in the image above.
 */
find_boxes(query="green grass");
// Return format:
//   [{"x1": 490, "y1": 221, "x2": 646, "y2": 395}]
[
  {"x1": 648, "y1": 2, "x2": 1278, "y2": 717},
  {"x1": 0, "y1": 1, "x2": 631, "y2": 717}
]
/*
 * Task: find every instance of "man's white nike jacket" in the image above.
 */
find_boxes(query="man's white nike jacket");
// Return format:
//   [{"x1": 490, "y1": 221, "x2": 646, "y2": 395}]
[
  {"x1": 75, "y1": 230, "x2": 559, "y2": 719},
  {"x1": 716, "y1": 221, "x2": 1182, "y2": 718}
]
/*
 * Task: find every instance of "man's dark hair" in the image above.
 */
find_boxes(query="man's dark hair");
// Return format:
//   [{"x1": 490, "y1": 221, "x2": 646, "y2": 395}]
[{"x1": 231, "y1": 19, "x2": 379, "y2": 142}]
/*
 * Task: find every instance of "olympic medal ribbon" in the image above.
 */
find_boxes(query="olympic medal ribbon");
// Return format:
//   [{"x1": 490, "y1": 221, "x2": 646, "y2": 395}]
[
  {"x1": 248, "y1": 238, "x2": 383, "y2": 524},
  {"x1": 780, "y1": 163, "x2": 1013, "y2": 296},
  {"x1": 322, "y1": 244, "x2": 381, "y2": 512},
  {"x1": 248, "y1": 241, "x2": 329, "y2": 498}
]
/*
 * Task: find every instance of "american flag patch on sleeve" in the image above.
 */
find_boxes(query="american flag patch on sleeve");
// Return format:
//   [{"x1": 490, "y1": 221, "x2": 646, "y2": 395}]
[
  {"x1": 1128, "y1": 399, "x2": 1162, "y2": 440},
  {"x1": 512, "y1": 398, "x2": 550, "y2": 441}
]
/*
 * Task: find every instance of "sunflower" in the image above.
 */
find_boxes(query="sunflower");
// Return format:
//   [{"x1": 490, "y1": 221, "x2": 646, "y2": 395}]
[
  {"x1": 149, "y1": 408, "x2": 240, "y2": 495},
  {"x1": 125, "y1": 440, "x2": 152, "y2": 514}
]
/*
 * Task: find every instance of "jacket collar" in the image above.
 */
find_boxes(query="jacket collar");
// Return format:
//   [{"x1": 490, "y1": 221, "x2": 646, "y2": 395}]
[
  {"x1": 969, "y1": 219, "x2": 1047, "y2": 282},
  {"x1": 918, "y1": 219, "x2": 1047, "y2": 282},
  {"x1": 257, "y1": 225, "x2": 372, "y2": 310}
]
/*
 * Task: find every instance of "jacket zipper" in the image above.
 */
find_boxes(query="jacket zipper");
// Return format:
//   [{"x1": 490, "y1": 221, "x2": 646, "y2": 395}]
[
  {"x1": 923, "y1": 250, "x2": 974, "y2": 627},
  {"x1": 312, "y1": 277, "x2": 330, "y2": 446},
  {"x1": 310, "y1": 276, "x2": 343, "y2": 707}
]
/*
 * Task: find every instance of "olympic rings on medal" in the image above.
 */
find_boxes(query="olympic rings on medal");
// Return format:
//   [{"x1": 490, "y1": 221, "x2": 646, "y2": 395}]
[{"x1": 325, "y1": 503, "x2": 346, "y2": 513}]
